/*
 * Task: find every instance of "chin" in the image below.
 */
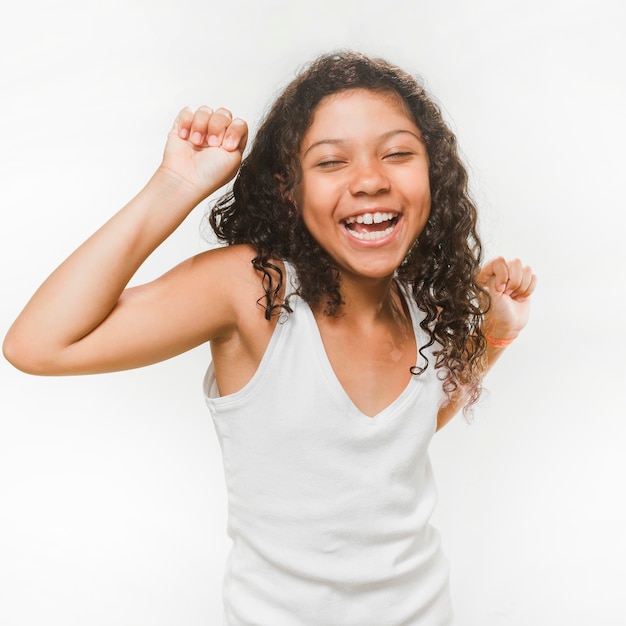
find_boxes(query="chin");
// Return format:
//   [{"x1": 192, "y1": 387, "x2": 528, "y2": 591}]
[{"x1": 341, "y1": 257, "x2": 405, "y2": 281}]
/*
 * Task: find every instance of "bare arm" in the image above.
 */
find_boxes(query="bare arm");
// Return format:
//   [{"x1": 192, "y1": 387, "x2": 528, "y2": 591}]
[
  {"x1": 3, "y1": 106, "x2": 249, "y2": 375},
  {"x1": 436, "y1": 257, "x2": 537, "y2": 429}
]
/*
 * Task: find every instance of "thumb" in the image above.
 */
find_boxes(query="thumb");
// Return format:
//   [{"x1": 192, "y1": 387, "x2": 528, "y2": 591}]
[{"x1": 478, "y1": 257, "x2": 509, "y2": 293}]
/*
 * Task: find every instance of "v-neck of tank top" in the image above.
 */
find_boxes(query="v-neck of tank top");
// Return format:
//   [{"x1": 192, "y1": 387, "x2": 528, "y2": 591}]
[
  {"x1": 295, "y1": 286, "x2": 424, "y2": 424},
  {"x1": 205, "y1": 263, "x2": 434, "y2": 428}
]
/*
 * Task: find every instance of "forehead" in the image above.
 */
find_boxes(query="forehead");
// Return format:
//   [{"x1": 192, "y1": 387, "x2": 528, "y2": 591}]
[{"x1": 303, "y1": 88, "x2": 418, "y2": 143}]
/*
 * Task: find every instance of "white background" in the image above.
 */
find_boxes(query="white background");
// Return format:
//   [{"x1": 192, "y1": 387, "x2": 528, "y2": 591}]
[{"x1": 1, "y1": 1, "x2": 625, "y2": 624}]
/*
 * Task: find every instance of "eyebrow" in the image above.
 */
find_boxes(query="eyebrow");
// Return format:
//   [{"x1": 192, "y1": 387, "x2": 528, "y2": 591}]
[{"x1": 302, "y1": 129, "x2": 423, "y2": 157}]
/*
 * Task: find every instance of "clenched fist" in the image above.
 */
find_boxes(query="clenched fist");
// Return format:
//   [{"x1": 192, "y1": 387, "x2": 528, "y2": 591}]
[{"x1": 159, "y1": 105, "x2": 248, "y2": 199}]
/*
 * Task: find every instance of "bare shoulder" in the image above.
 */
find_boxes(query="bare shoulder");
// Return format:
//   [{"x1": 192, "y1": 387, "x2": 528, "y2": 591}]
[
  {"x1": 179, "y1": 242, "x2": 289, "y2": 342},
  {"x1": 196, "y1": 244, "x2": 286, "y2": 396},
  {"x1": 186, "y1": 243, "x2": 279, "y2": 321},
  {"x1": 151, "y1": 244, "x2": 255, "y2": 341}
]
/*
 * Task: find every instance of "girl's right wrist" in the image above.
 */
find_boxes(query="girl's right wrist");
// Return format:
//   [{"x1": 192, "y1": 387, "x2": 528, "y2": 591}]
[{"x1": 151, "y1": 166, "x2": 208, "y2": 206}]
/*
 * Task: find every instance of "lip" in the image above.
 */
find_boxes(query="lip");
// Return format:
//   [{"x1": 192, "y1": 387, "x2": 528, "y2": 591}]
[{"x1": 341, "y1": 212, "x2": 403, "y2": 247}]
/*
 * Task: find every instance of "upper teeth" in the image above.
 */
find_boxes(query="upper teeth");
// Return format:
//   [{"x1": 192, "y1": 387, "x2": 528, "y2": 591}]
[{"x1": 344, "y1": 212, "x2": 397, "y2": 225}]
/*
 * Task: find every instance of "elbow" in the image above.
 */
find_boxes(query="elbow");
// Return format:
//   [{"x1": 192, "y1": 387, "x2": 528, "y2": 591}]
[{"x1": 2, "y1": 331, "x2": 54, "y2": 375}]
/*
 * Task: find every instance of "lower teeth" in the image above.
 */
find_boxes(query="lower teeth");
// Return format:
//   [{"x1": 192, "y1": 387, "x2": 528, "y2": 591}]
[{"x1": 349, "y1": 225, "x2": 394, "y2": 241}]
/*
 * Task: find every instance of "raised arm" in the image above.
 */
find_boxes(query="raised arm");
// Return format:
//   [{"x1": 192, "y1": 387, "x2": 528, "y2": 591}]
[
  {"x1": 436, "y1": 257, "x2": 537, "y2": 429},
  {"x1": 3, "y1": 106, "x2": 248, "y2": 375}
]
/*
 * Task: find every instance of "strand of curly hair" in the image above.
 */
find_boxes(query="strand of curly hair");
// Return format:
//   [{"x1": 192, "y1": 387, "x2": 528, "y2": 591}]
[{"x1": 209, "y1": 51, "x2": 490, "y2": 414}]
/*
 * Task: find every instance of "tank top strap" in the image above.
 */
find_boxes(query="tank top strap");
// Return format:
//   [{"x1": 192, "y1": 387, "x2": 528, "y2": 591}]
[{"x1": 282, "y1": 259, "x2": 299, "y2": 294}]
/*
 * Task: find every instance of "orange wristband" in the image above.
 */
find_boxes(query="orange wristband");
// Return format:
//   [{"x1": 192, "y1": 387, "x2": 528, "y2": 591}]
[{"x1": 484, "y1": 334, "x2": 518, "y2": 349}]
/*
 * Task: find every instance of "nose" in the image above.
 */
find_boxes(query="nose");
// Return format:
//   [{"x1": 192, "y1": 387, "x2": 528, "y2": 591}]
[{"x1": 348, "y1": 157, "x2": 390, "y2": 196}]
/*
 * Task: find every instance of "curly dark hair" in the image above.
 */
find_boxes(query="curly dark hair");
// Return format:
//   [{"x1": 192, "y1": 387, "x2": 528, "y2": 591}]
[{"x1": 209, "y1": 50, "x2": 489, "y2": 411}]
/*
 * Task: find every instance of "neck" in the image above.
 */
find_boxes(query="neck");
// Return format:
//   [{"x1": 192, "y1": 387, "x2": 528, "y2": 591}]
[{"x1": 314, "y1": 272, "x2": 406, "y2": 326}]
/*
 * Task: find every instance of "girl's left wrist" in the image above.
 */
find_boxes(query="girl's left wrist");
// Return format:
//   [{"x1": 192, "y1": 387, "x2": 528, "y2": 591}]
[{"x1": 484, "y1": 332, "x2": 519, "y2": 349}]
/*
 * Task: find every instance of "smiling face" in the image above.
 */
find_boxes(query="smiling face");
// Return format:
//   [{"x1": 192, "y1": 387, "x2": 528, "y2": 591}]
[{"x1": 296, "y1": 88, "x2": 431, "y2": 283}]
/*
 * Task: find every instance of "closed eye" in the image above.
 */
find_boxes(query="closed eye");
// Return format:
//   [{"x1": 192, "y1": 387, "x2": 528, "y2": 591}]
[
  {"x1": 316, "y1": 159, "x2": 347, "y2": 169},
  {"x1": 384, "y1": 151, "x2": 415, "y2": 160}
]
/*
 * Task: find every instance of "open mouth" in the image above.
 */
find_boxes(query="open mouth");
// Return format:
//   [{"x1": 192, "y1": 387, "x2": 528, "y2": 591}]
[{"x1": 342, "y1": 212, "x2": 399, "y2": 241}]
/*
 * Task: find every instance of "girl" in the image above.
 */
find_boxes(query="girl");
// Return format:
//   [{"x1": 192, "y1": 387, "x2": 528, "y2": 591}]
[{"x1": 4, "y1": 51, "x2": 535, "y2": 625}]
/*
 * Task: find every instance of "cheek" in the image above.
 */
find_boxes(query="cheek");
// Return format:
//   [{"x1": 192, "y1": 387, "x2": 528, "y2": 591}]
[
  {"x1": 293, "y1": 188, "x2": 319, "y2": 238},
  {"x1": 412, "y1": 179, "x2": 432, "y2": 217},
  {"x1": 292, "y1": 180, "x2": 320, "y2": 220},
  {"x1": 300, "y1": 206, "x2": 327, "y2": 242},
  {"x1": 412, "y1": 167, "x2": 431, "y2": 196},
  {"x1": 298, "y1": 200, "x2": 335, "y2": 251},
  {"x1": 296, "y1": 184, "x2": 326, "y2": 227}
]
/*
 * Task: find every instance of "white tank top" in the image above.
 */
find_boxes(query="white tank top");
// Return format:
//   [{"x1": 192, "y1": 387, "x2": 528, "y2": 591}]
[{"x1": 204, "y1": 267, "x2": 453, "y2": 625}]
